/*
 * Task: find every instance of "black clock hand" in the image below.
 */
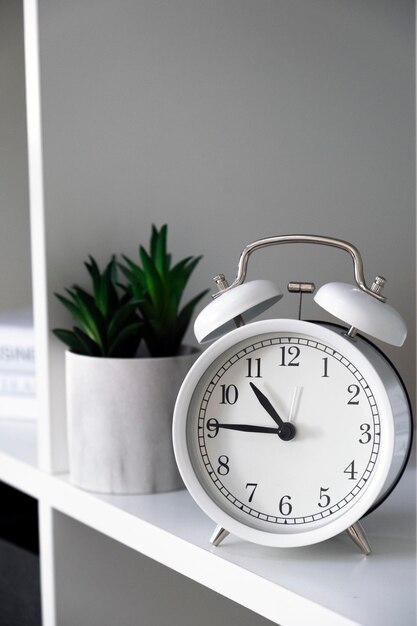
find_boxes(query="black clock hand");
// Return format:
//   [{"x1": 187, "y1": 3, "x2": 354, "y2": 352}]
[
  {"x1": 249, "y1": 382, "x2": 296, "y2": 441},
  {"x1": 249, "y1": 382, "x2": 284, "y2": 428},
  {"x1": 215, "y1": 422, "x2": 280, "y2": 434}
]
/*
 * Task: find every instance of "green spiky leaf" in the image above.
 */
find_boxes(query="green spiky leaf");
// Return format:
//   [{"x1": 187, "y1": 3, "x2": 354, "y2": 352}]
[
  {"x1": 108, "y1": 322, "x2": 143, "y2": 357},
  {"x1": 72, "y1": 327, "x2": 102, "y2": 356},
  {"x1": 151, "y1": 224, "x2": 169, "y2": 275},
  {"x1": 53, "y1": 328, "x2": 87, "y2": 354},
  {"x1": 108, "y1": 301, "x2": 143, "y2": 341}
]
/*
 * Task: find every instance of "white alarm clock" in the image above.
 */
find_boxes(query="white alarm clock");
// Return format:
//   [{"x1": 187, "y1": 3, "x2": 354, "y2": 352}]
[{"x1": 172, "y1": 235, "x2": 412, "y2": 553}]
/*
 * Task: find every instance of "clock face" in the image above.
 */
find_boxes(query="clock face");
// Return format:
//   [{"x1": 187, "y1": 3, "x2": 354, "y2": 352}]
[{"x1": 175, "y1": 320, "x2": 393, "y2": 545}]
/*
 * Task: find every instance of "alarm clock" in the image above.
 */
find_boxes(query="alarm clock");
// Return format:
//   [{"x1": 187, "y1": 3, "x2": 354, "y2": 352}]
[{"x1": 172, "y1": 235, "x2": 413, "y2": 553}]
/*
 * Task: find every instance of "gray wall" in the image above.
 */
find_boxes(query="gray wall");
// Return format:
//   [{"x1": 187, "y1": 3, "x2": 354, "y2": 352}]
[
  {"x1": 0, "y1": 0, "x2": 31, "y2": 311},
  {"x1": 2, "y1": 1, "x2": 414, "y2": 623},
  {"x1": 38, "y1": 0, "x2": 415, "y2": 400}
]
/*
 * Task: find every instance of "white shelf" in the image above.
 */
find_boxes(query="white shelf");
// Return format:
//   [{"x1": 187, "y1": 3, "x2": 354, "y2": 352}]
[
  {"x1": 0, "y1": 419, "x2": 38, "y2": 497},
  {"x1": 0, "y1": 423, "x2": 415, "y2": 626}
]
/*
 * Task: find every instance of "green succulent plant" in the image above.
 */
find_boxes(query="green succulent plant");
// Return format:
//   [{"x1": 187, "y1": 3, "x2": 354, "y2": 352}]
[
  {"x1": 120, "y1": 224, "x2": 208, "y2": 357},
  {"x1": 53, "y1": 256, "x2": 142, "y2": 357}
]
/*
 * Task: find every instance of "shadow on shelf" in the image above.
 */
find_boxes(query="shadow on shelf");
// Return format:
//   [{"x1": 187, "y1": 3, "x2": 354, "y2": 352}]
[
  {"x1": 0, "y1": 481, "x2": 39, "y2": 553},
  {"x1": 0, "y1": 482, "x2": 41, "y2": 626}
]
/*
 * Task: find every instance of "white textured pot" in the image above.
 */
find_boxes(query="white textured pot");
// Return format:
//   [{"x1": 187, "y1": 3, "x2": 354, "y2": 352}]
[{"x1": 66, "y1": 348, "x2": 198, "y2": 494}]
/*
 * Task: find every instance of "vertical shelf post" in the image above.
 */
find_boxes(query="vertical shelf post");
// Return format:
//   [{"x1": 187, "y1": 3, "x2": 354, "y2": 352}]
[{"x1": 23, "y1": 0, "x2": 68, "y2": 474}]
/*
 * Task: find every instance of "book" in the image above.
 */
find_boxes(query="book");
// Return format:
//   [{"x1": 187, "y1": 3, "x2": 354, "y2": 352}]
[
  {"x1": 0, "y1": 308, "x2": 37, "y2": 420},
  {"x1": 0, "y1": 308, "x2": 35, "y2": 372}
]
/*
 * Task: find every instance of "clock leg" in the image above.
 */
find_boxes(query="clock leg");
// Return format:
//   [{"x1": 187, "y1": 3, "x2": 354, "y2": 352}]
[
  {"x1": 210, "y1": 525, "x2": 230, "y2": 546},
  {"x1": 345, "y1": 521, "x2": 372, "y2": 555}
]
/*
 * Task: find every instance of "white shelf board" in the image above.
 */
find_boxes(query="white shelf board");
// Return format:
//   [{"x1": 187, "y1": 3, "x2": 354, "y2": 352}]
[
  {"x1": 50, "y1": 468, "x2": 416, "y2": 626},
  {"x1": 0, "y1": 419, "x2": 39, "y2": 497},
  {"x1": 0, "y1": 422, "x2": 415, "y2": 625}
]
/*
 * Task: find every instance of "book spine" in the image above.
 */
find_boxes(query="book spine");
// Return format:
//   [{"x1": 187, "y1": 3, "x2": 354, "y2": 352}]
[
  {"x1": 0, "y1": 371, "x2": 37, "y2": 420},
  {"x1": 0, "y1": 371, "x2": 36, "y2": 397},
  {"x1": 0, "y1": 337, "x2": 35, "y2": 373}
]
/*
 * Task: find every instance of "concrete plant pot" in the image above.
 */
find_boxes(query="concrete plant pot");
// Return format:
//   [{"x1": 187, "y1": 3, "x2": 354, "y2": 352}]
[{"x1": 65, "y1": 347, "x2": 198, "y2": 494}]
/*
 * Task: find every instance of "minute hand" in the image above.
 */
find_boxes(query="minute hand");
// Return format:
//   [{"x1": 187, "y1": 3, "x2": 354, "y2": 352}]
[
  {"x1": 218, "y1": 423, "x2": 280, "y2": 434},
  {"x1": 249, "y1": 382, "x2": 296, "y2": 441}
]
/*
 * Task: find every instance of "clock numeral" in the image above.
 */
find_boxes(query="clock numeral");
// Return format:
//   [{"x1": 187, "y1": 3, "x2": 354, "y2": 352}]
[
  {"x1": 246, "y1": 357, "x2": 262, "y2": 378},
  {"x1": 220, "y1": 384, "x2": 238, "y2": 405},
  {"x1": 318, "y1": 487, "x2": 331, "y2": 508},
  {"x1": 245, "y1": 482, "x2": 258, "y2": 502},
  {"x1": 278, "y1": 495, "x2": 293, "y2": 516},
  {"x1": 322, "y1": 357, "x2": 329, "y2": 378},
  {"x1": 217, "y1": 455, "x2": 230, "y2": 476},
  {"x1": 359, "y1": 423, "x2": 372, "y2": 444},
  {"x1": 347, "y1": 384, "x2": 360, "y2": 405},
  {"x1": 206, "y1": 418, "x2": 219, "y2": 438},
  {"x1": 279, "y1": 346, "x2": 300, "y2": 367},
  {"x1": 344, "y1": 460, "x2": 358, "y2": 480}
]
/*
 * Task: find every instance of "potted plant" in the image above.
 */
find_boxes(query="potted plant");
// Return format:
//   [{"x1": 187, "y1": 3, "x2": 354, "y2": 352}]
[{"x1": 54, "y1": 226, "x2": 207, "y2": 494}]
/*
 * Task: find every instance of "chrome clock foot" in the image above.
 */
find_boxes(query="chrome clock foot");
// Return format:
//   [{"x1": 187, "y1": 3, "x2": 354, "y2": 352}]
[
  {"x1": 346, "y1": 521, "x2": 372, "y2": 555},
  {"x1": 210, "y1": 525, "x2": 230, "y2": 546}
]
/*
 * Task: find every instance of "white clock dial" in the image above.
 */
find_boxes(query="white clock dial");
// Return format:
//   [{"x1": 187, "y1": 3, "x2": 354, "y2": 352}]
[
  {"x1": 173, "y1": 319, "x2": 408, "y2": 547},
  {"x1": 187, "y1": 332, "x2": 381, "y2": 532}
]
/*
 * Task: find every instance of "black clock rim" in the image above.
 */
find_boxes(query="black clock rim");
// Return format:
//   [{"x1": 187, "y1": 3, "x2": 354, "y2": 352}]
[{"x1": 309, "y1": 319, "x2": 414, "y2": 517}]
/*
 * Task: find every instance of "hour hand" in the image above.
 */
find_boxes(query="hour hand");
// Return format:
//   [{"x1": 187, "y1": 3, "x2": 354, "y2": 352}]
[{"x1": 249, "y1": 382, "x2": 296, "y2": 441}]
